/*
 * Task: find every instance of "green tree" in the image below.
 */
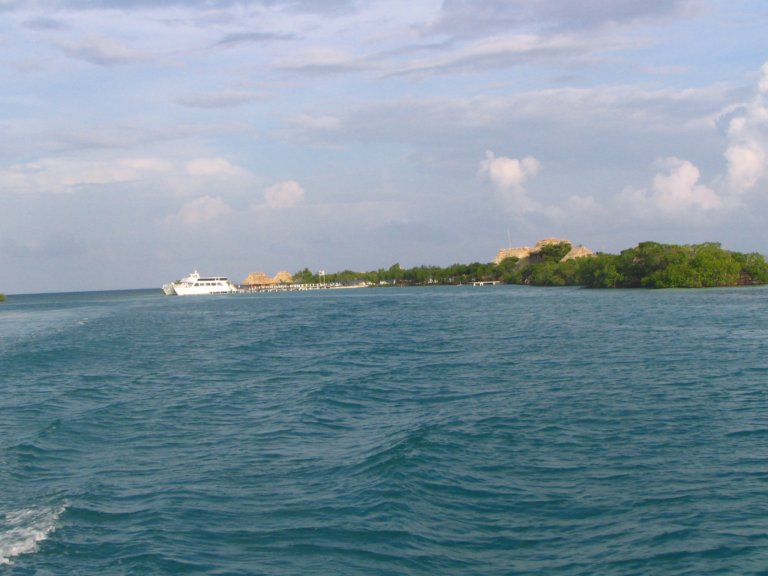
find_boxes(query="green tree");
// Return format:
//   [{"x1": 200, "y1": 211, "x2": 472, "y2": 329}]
[
  {"x1": 289, "y1": 241, "x2": 767, "y2": 290},
  {"x1": 386, "y1": 263, "x2": 404, "y2": 283},
  {"x1": 524, "y1": 258, "x2": 580, "y2": 286},
  {"x1": 643, "y1": 263, "x2": 701, "y2": 288},
  {"x1": 690, "y1": 243, "x2": 740, "y2": 287},
  {"x1": 495, "y1": 257, "x2": 520, "y2": 283},
  {"x1": 527, "y1": 261, "x2": 566, "y2": 286},
  {"x1": 616, "y1": 242, "x2": 694, "y2": 287},
  {"x1": 293, "y1": 268, "x2": 318, "y2": 284},
  {"x1": 577, "y1": 254, "x2": 622, "y2": 288},
  {"x1": 536, "y1": 242, "x2": 572, "y2": 263},
  {"x1": 733, "y1": 252, "x2": 768, "y2": 284}
]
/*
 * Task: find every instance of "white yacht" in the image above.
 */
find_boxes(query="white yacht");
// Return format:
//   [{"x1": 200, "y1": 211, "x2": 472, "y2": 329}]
[{"x1": 162, "y1": 270, "x2": 239, "y2": 296}]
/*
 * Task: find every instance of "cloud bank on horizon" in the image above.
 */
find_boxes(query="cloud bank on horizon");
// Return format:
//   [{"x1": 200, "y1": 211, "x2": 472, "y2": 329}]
[{"x1": 0, "y1": 0, "x2": 767, "y2": 292}]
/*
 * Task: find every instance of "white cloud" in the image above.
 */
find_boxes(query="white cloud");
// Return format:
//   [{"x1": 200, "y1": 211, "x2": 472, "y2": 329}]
[
  {"x1": 541, "y1": 193, "x2": 606, "y2": 226},
  {"x1": 185, "y1": 157, "x2": 249, "y2": 178},
  {"x1": 263, "y1": 180, "x2": 305, "y2": 208},
  {"x1": 617, "y1": 157, "x2": 723, "y2": 218},
  {"x1": 479, "y1": 150, "x2": 540, "y2": 189},
  {"x1": 424, "y1": 0, "x2": 700, "y2": 39},
  {"x1": 175, "y1": 92, "x2": 264, "y2": 109},
  {"x1": 391, "y1": 32, "x2": 637, "y2": 78},
  {"x1": 723, "y1": 62, "x2": 768, "y2": 194},
  {"x1": 283, "y1": 84, "x2": 728, "y2": 151},
  {"x1": 164, "y1": 195, "x2": 232, "y2": 226},
  {"x1": 277, "y1": 47, "x2": 369, "y2": 74},
  {"x1": 725, "y1": 140, "x2": 766, "y2": 193},
  {"x1": 2, "y1": 231, "x2": 85, "y2": 258},
  {"x1": 0, "y1": 155, "x2": 256, "y2": 198},
  {"x1": 610, "y1": 60, "x2": 768, "y2": 222},
  {"x1": 57, "y1": 34, "x2": 148, "y2": 66},
  {"x1": 291, "y1": 114, "x2": 342, "y2": 131},
  {"x1": 478, "y1": 150, "x2": 541, "y2": 214},
  {"x1": 0, "y1": 157, "x2": 171, "y2": 194},
  {"x1": 760, "y1": 61, "x2": 768, "y2": 95}
]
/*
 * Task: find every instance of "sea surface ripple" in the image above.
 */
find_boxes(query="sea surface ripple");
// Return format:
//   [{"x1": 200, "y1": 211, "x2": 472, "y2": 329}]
[{"x1": 2, "y1": 286, "x2": 768, "y2": 574}]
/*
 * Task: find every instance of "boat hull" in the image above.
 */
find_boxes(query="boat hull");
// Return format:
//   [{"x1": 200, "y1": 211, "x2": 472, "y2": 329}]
[
  {"x1": 172, "y1": 283, "x2": 238, "y2": 296},
  {"x1": 162, "y1": 271, "x2": 239, "y2": 296}
]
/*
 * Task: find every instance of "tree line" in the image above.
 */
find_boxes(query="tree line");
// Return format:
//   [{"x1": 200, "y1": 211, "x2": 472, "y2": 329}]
[
  {"x1": 528, "y1": 241, "x2": 768, "y2": 288},
  {"x1": 293, "y1": 241, "x2": 768, "y2": 289}
]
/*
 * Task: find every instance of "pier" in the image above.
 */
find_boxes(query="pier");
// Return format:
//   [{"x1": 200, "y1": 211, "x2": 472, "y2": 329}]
[{"x1": 238, "y1": 282, "x2": 369, "y2": 293}]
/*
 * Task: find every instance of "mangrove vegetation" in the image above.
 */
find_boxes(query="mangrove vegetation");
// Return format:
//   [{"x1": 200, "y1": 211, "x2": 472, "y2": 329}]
[{"x1": 294, "y1": 241, "x2": 768, "y2": 289}]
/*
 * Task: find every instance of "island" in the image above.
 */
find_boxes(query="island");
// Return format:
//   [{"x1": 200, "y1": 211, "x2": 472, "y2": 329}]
[{"x1": 287, "y1": 239, "x2": 768, "y2": 289}]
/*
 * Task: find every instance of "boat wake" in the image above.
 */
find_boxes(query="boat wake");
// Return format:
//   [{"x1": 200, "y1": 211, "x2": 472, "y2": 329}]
[{"x1": 0, "y1": 504, "x2": 66, "y2": 565}]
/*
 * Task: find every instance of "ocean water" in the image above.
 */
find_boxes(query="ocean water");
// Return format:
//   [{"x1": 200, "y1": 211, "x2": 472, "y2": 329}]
[{"x1": 2, "y1": 285, "x2": 768, "y2": 575}]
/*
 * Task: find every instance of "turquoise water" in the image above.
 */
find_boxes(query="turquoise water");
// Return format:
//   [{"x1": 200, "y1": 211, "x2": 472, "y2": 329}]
[{"x1": 2, "y1": 286, "x2": 768, "y2": 575}]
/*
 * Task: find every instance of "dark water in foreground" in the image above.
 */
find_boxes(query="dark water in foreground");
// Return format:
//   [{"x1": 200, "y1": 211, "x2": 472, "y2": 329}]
[{"x1": 1, "y1": 286, "x2": 768, "y2": 575}]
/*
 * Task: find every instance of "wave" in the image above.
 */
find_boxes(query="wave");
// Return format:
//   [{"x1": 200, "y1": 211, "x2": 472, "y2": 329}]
[{"x1": 0, "y1": 503, "x2": 66, "y2": 565}]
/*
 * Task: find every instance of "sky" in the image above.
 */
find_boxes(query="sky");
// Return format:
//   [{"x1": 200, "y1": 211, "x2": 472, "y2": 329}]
[{"x1": 1, "y1": 0, "x2": 767, "y2": 293}]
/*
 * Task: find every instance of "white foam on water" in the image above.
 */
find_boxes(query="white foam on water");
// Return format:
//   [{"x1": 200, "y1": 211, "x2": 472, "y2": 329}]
[{"x1": 0, "y1": 504, "x2": 66, "y2": 565}]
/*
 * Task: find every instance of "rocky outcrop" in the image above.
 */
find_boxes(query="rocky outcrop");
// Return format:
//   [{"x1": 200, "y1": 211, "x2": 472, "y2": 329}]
[
  {"x1": 242, "y1": 271, "x2": 295, "y2": 286},
  {"x1": 494, "y1": 237, "x2": 593, "y2": 265},
  {"x1": 494, "y1": 246, "x2": 532, "y2": 262},
  {"x1": 563, "y1": 245, "x2": 593, "y2": 260}
]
